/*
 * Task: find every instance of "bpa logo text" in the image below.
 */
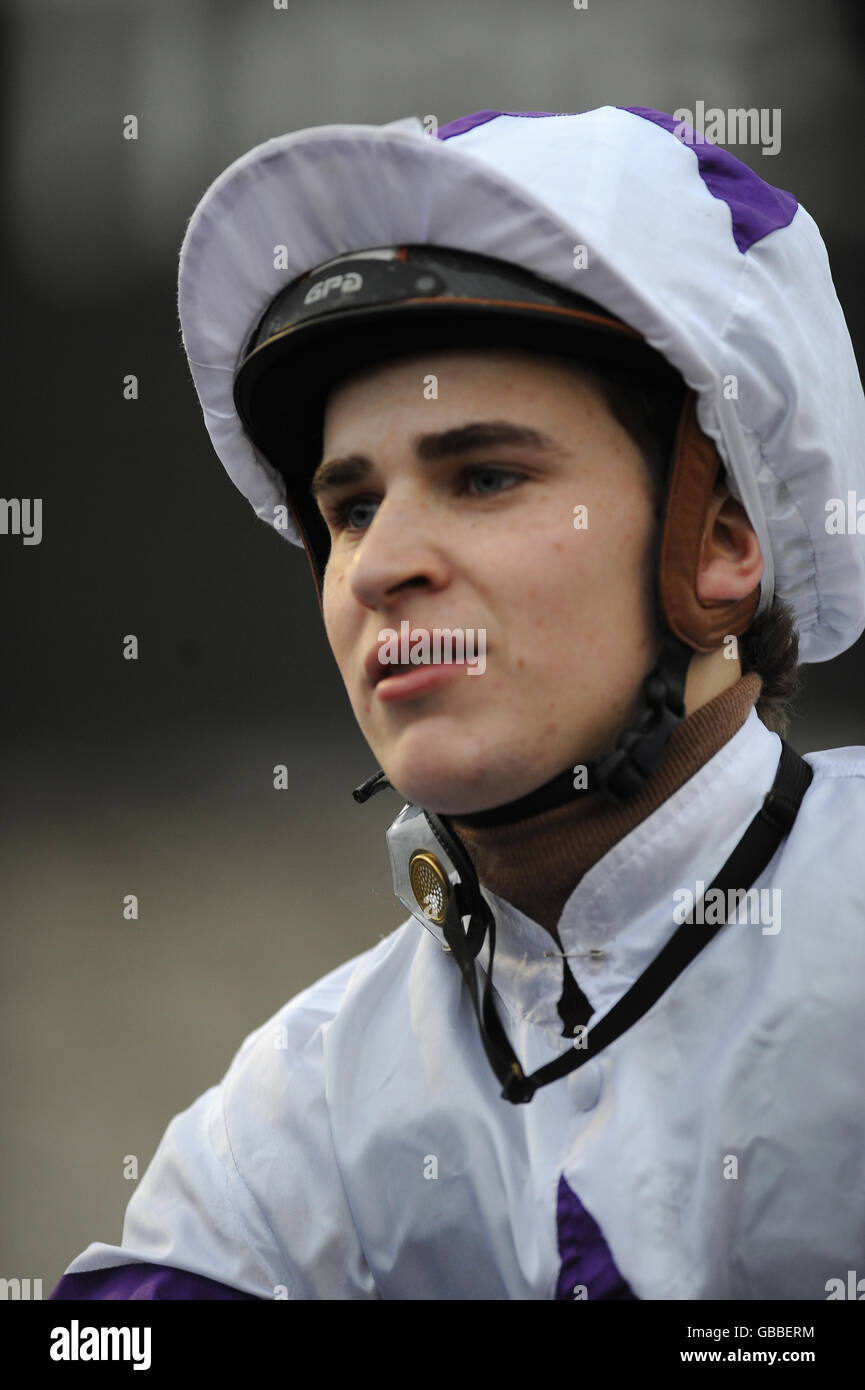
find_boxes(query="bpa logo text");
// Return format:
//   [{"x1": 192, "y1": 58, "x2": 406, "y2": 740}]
[{"x1": 303, "y1": 272, "x2": 363, "y2": 305}]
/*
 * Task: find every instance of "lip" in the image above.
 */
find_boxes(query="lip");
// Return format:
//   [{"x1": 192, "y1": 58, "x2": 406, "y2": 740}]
[
  {"x1": 363, "y1": 629, "x2": 482, "y2": 703},
  {"x1": 364, "y1": 629, "x2": 450, "y2": 688},
  {"x1": 365, "y1": 638, "x2": 396, "y2": 689},
  {"x1": 374, "y1": 661, "x2": 469, "y2": 703}
]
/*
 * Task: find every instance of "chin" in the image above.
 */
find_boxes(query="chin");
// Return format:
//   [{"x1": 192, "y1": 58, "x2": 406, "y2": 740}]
[
  {"x1": 384, "y1": 772, "x2": 478, "y2": 815},
  {"x1": 373, "y1": 721, "x2": 560, "y2": 815},
  {"x1": 382, "y1": 759, "x2": 535, "y2": 817},
  {"x1": 380, "y1": 756, "x2": 490, "y2": 816}
]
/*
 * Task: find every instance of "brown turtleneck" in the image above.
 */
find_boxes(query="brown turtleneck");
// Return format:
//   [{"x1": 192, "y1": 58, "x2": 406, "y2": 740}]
[{"x1": 450, "y1": 672, "x2": 763, "y2": 939}]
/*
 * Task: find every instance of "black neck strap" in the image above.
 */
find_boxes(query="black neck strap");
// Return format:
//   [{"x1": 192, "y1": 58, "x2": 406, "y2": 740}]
[{"x1": 425, "y1": 738, "x2": 813, "y2": 1104}]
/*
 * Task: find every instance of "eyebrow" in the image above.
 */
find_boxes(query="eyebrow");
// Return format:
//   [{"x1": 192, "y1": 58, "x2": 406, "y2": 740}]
[{"x1": 309, "y1": 421, "x2": 566, "y2": 499}]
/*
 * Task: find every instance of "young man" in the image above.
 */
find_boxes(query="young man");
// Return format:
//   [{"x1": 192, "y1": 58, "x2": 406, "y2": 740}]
[{"x1": 52, "y1": 108, "x2": 865, "y2": 1300}]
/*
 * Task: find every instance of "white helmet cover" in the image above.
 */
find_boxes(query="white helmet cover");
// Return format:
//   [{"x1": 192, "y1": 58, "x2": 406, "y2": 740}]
[{"x1": 177, "y1": 106, "x2": 865, "y2": 664}]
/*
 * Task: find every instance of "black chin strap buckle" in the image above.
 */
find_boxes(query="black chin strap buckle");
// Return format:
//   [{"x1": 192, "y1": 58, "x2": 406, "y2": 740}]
[
  {"x1": 592, "y1": 636, "x2": 692, "y2": 804},
  {"x1": 352, "y1": 769, "x2": 391, "y2": 804}
]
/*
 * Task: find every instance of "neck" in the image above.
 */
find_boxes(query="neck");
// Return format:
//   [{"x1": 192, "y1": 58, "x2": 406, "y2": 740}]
[{"x1": 448, "y1": 671, "x2": 763, "y2": 939}]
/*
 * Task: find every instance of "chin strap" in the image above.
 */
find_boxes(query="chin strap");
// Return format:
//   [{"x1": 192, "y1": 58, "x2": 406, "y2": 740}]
[{"x1": 352, "y1": 632, "x2": 693, "y2": 815}]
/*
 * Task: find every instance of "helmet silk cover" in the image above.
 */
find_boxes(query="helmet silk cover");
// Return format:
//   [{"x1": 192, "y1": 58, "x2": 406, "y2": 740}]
[{"x1": 178, "y1": 106, "x2": 865, "y2": 665}]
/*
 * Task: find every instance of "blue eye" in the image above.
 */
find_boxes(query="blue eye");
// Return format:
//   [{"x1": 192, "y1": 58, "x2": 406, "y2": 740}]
[
  {"x1": 334, "y1": 496, "x2": 379, "y2": 531},
  {"x1": 328, "y1": 465, "x2": 525, "y2": 533},
  {"x1": 462, "y1": 466, "x2": 522, "y2": 496}
]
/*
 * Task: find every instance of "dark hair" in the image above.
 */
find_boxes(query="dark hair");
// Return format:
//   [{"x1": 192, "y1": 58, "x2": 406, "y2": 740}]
[{"x1": 585, "y1": 363, "x2": 803, "y2": 738}]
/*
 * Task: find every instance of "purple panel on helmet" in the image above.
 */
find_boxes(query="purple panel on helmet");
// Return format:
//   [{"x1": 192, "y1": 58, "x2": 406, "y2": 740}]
[
  {"x1": 436, "y1": 110, "x2": 566, "y2": 140},
  {"x1": 436, "y1": 110, "x2": 502, "y2": 140},
  {"x1": 621, "y1": 106, "x2": 797, "y2": 253},
  {"x1": 436, "y1": 106, "x2": 797, "y2": 255},
  {"x1": 555, "y1": 1174, "x2": 638, "y2": 1300},
  {"x1": 49, "y1": 1262, "x2": 261, "y2": 1301}
]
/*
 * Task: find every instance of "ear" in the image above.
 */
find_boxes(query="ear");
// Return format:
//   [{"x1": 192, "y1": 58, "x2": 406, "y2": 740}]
[{"x1": 696, "y1": 485, "x2": 764, "y2": 603}]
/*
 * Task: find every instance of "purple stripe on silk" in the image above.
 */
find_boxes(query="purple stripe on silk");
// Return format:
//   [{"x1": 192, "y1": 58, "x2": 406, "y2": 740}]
[
  {"x1": 555, "y1": 1175, "x2": 637, "y2": 1300},
  {"x1": 620, "y1": 106, "x2": 797, "y2": 254},
  {"x1": 49, "y1": 1262, "x2": 261, "y2": 1301}
]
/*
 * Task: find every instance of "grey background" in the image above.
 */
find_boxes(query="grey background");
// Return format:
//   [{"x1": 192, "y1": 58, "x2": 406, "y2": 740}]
[{"x1": 2, "y1": 0, "x2": 863, "y2": 1292}]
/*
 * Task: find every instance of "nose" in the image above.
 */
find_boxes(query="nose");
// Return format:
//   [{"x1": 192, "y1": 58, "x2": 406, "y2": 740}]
[{"x1": 347, "y1": 485, "x2": 453, "y2": 611}]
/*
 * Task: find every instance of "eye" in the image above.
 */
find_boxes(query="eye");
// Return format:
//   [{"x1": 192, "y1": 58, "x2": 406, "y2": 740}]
[
  {"x1": 326, "y1": 464, "x2": 526, "y2": 534},
  {"x1": 330, "y1": 495, "x2": 379, "y2": 532},
  {"x1": 458, "y1": 464, "x2": 525, "y2": 498}
]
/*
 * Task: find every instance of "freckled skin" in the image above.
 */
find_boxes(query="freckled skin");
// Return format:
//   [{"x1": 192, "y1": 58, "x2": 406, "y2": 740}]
[{"x1": 317, "y1": 348, "x2": 762, "y2": 815}]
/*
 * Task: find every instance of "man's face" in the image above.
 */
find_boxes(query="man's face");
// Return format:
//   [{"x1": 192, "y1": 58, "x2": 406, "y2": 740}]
[{"x1": 315, "y1": 348, "x2": 662, "y2": 815}]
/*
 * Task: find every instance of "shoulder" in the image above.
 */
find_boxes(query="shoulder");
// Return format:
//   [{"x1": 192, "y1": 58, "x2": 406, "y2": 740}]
[
  {"x1": 213, "y1": 918, "x2": 428, "y2": 1294},
  {"x1": 224, "y1": 917, "x2": 422, "y2": 1091},
  {"x1": 803, "y1": 740, "x2": 865, "y2": 782},
  {"x1": 60, "y1": 920, "x2": 425, "y2": 1300},
  {"x1": 216, "y1": 913, "x2": 429, "y2": 1170},
  {"x1": 767, "y1": 741, "x2": 865, "y2": 988},
  {"x1": 770, "y1": 739, "x2": 865, "y2": 876},
  {"x1": 795, "y1": 741, "x2": 865, "y2": 843}
]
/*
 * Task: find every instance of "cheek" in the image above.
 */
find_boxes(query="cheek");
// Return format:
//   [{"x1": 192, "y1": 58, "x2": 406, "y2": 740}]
[
  {"x1": 321, "y1": 566, "x2": 346, "y2": 660},
  {"x1": 321, "y1": 559, "x2": 366, "y2": 688},
  {"x1": 505, "y1": 487, "x2": 654, "y2": 640}
]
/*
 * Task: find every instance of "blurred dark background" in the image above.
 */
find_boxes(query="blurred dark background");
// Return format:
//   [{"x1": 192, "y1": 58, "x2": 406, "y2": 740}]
[{"x1": 2, "y1": 0, "x2": 863, "y2": 1292}]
